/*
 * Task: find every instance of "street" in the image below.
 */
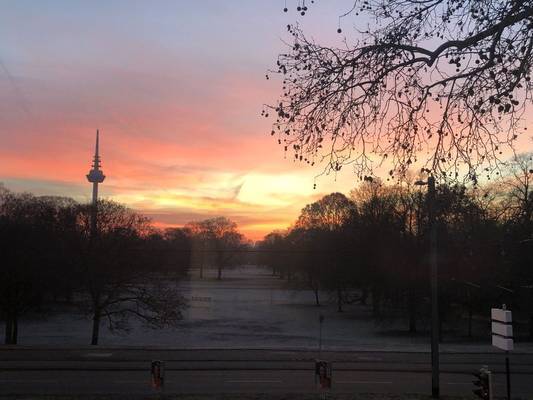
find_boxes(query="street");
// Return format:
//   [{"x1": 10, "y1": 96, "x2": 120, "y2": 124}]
[{"x1": 0, "y1": 348, "x2": 532, "y2": 397}]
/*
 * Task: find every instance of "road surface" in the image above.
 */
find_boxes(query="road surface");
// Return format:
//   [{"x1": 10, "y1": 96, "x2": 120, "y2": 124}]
[{"x1": 0, "y1": 348, "x2": 532, "y2": 397}]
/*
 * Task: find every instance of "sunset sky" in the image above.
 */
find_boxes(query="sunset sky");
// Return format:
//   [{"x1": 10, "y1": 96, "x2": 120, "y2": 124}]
[
  {"x1": 1, "y1": 1, "x2": 530, "y2": 240},
  {"x1": 0, "y1": 1, "x2": 357, "y2": 240}
]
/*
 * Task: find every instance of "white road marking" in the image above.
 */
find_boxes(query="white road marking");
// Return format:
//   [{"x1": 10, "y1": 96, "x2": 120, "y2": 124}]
[
  {"x1": 0, "y1": 379, "x2": 54, "y2": 383},
  {"x1": 337, "y1": 380, "x2": 392, "y2": 384},
  {"x1": 84, "y1": 352, "x2": 113, "y2": 357},
  {"x1": 357, "y1": 356, "x2": 383, "y2": 361},
  {"x1": 225, "y1": 380, "x2": 282, "y2": 384}
]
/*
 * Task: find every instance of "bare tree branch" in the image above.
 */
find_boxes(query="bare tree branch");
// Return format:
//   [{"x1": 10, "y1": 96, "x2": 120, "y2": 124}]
[{"x1": 266, "y1": 0, "x2": 533, "y2": 182}]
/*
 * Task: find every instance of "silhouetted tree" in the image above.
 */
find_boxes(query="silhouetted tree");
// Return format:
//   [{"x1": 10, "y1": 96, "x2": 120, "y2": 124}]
[
  {"x1": 76, "y1": 200, "x2": 185, "y2": 345},
  {"x1": 499, "y1": 153, "x2": 533, "y2": 337},
  {"x1": 351, "y1": 180, "x2": 405, "y2": 318},
  {"x1": 259, "y1": 166, "x2": 533, "y2": 340},
  {"x1": 257, "y1": 231, "x2": 289, "y2": 278},
  {"x1": 429, "y1": 184, "x2": 497, "y2": 337},
  {"x1": 267, "y1": 0, "x2": 532, "y2": 179},
  {"x1": 0, "y1": 191, "x2": 78, "y2": 344},
  {"x1": 163, "y1": 227, "x2": 193, "y2": 278},
  {"x1": 283, "y1": 227, "x2": 324, "y2": 304},
  {"x1": 502, "y1": 153, "x2": 533, "y2": 227},
  {"x1": 393, "y1": 178, "x2": 428, "y2": 332},
  {"x1": 294, "y1": 193, "x2": 358, "y2": 311},
  {"x1": 186, "y1": 217, "x2": 246, "y2": 280}
]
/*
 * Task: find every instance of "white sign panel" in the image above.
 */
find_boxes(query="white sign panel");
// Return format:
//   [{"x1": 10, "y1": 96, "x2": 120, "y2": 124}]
[
  {"x1": 491, "y1": 308, "x2": 513, "y2": 351},
  {"x1": 492, "y1": 334, "x2": 513, "y2": 351},
  {"x1": 491, "y1": 308, "x2": 512, "y2": 323},
  {"x1": 492, "y1": 321, "x2": 513, "y2": 338}
]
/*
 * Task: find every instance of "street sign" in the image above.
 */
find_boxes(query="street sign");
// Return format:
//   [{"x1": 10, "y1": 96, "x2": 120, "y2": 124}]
[
  {"x1": 491, "y1": 321, "x2": 513, "y2": 337},
  {"x1": 492, "y1": 335, "x2": 513, "y2": 351},
  {"x1": 315, "y1": 360, "x2": 332, "y2": 390},
  {"x1": 491, "y1": 308, "x2": 512, "y2": 323},
  {"x1": 491, "y1": 306, "x2": 512, "y2": 399},
  {"x1": 491, "y1": 308, "x2": 513, "y2": 351},
  {"x1": 151, "y1": 360, "x2": 165, "y2": 389}
]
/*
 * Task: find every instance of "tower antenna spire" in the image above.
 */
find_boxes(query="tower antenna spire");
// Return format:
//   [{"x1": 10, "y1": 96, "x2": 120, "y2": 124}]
[{"x1": 95, "y1": 129, "x2": 100, "y2": 158}]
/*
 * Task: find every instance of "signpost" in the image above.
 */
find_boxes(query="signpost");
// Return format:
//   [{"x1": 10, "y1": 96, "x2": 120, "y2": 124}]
[
  {"x1": 151, "y1": 360, "x2": 165, "y2": 390},
  {"x1": 491, "y1": 306, "x2": 513, "y2": 400},
  {"x1": 315, "y1": 359, "x2": 332, "y2": 398},
  {"x1": 315, "y1": 315, "x2": 330, "y2": 398},
  {"x1": 318, "y1": 314, "x2": 324, "y2": 356}
]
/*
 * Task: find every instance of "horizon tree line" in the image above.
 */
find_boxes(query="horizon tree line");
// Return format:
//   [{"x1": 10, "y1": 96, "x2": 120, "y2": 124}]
[
  {"x1": 257, "y1": 153, "x2": 533, "y2": 339},
  {"x1": 0, "y1": 152, "x2": 531, "y2": 344},
  {"x1": 0, "y1": 185, "x2": 249, "y2": 345}
]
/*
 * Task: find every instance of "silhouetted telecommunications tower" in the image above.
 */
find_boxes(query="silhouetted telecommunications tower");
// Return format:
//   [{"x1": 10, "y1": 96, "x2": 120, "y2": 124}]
[{"x1": 86, "y1": 129, "x2": 105, "y2": 237}]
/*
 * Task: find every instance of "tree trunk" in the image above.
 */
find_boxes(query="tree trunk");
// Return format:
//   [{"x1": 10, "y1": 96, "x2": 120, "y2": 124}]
[
  {"x1": 314, "y1": 287, "x2": 320, "y2": 307},
  {"x1": 467, "y1": 290, "x2": 473, "y2": 338},
  {"x1": 467, "y1": 307, "x2": 473, "y2": 338},
  {"x1": 200, "y1": 257, "x2": 204, "y2": 279},
  {"x1": 65, "y1": 289, "x2": 73, "y2": 303},
  {"x1": 372, "y1": 287, "x2": 381, "y2": 318},
  {"x1": 12, "y1": 315, "x2": 17, "y2": 345},
  {"x1": 438, "y1": 311, "x2": 443, "y2": 343},
  {"x1": 337, "y1": 288, "x2": 343, "y2": 312},
  {"x1": 408, "y1": 291, "x2": 417, "y2": 334},
  {"x1": 217, "y1": 265, "x2": 222, "y2": 280},
  {"x1": 91, "y1": 311, "x2": 101, "y2": 345},
  {"x1": 361, "y1": 287, "x2": 368, "y2": 306},
  {"x1": 4, "y1": 318, "x2": 13, "y2": 344},
  {"x1": 4, "y1": 314, "x2": 18, "y2": 345}
]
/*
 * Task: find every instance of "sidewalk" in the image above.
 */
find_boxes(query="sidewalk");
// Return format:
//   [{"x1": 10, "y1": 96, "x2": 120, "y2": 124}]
[
  {"x1": 0, "y1": 395, "x2": 502, "y2": 400},
  {"x1": 2, "y1": 342, "x2": 533, "y2": 353}
]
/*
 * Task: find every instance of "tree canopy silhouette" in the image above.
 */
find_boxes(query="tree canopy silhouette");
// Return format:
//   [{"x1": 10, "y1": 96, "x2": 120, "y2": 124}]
[
  {"x1": 267, "y1": 0, "x2": 532, "y2": 180},
  {"x1": 259, "y1": 163, "x2": 533, "y2": 337},
  {"x1": 76, "y1": 200, "x2": 186, "y2": 345},
  {"x1": 186, "y1": 217, "x2": 247, "y2": 280},
  {"x1": 0, "y1": 190, "x2": 79, "y2": 344}
]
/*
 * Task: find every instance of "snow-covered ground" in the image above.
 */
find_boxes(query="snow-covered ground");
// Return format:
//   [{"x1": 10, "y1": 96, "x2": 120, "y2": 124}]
[{"x1": 5, "y1": 266, "x2": 533, "y2": 352}]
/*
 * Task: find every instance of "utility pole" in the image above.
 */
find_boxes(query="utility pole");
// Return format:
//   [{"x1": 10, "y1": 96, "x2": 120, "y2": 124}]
[
  {"x1": 318, "y1": 314, "x2": 324, "y2": 357},
  {"x1": 428, "y1": 175, "x2": 439, "y2": 398},
  {"x1": 416, "y1": 175, "x2": 439, "y2": 398}
]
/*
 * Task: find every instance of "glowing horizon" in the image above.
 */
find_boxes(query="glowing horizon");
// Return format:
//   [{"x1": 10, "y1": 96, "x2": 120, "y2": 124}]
[{"x1": 0, "y1": 1, "x2": 372, "y2": 241}]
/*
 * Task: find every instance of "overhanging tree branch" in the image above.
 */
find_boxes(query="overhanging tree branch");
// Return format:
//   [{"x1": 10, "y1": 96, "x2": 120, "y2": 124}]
[{"x1": 266, "y1": 0, "x2": 533, "y2": 182}]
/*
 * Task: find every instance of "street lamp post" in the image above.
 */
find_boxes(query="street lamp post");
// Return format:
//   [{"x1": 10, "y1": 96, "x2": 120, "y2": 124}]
[
  {"x1": 428, "y1": 176, "x2": 439, "y2": 399},
  {"x1": 416, "y1": 176, "x2": 439, "y2": 398}
]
